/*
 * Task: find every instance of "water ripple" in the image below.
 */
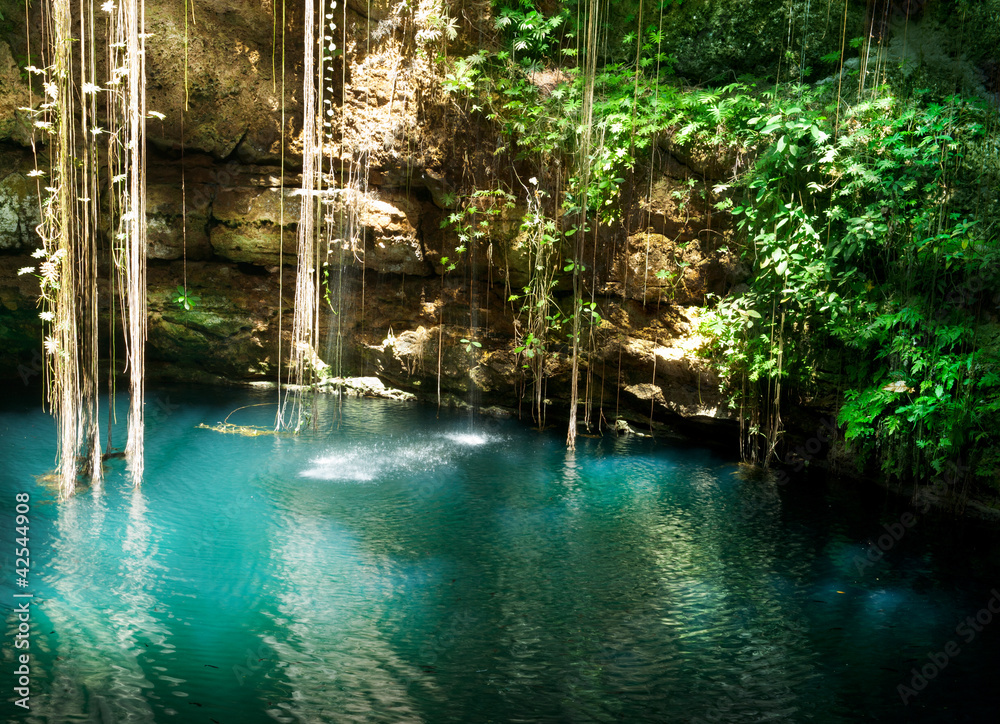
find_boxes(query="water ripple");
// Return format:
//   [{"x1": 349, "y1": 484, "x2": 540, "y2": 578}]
[{"x1": 3, "y1": 391, "x2": 1000, "y2": 723}]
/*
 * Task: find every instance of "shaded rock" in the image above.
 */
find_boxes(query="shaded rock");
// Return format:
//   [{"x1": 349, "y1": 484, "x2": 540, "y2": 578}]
[
  {"x1": 148, "y1": 215, "x2": 212, "y2": 261},
  {"x1": 418, "y1": 167, "x2": 456, "y2": 210},
  {"x1": 346, "y1": 0, "x2": 398, "y2": 24},
  {"x1": 0, "y1": 168, "x2": 40, "y2": 253},
  {"x1": 214, "y1": 187, "x2": 301, "y2": 226},
  {"x1": 146, "y1": 261, "x2": 279, "y2": 380},
  {"x1": 0, "y1": 254, "x2": 44, "y2": 379},
  {"x1": 612, "y1": 231, "x2": 739, "y2": 306},
  {"x1": 210, "y1": 224, "x2": 296, "y2": 266},
  {"x1": 666, "y1": 141, "x2": 751, "y2": 182},
  {"x1": 147, "y1": 180, "x2": 213, "y2": 217},
  {"x1": 0, "y1": 40, "x2": 30, "y2": 144},
  {"x1": 145, "y1": 180, "x2": 216, "y2": 260}
]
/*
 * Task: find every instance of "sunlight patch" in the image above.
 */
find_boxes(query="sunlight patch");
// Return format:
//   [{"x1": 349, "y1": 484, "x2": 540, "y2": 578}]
[
  {"x1": 300, "y1": 452, "x2": 377, "y2": 481},
  {"x1": 442, "y1": 432, "x2": 494, "y2": 446},
  {"x1": 300, "y1": 443, "x2": 448, "y2": 481}
]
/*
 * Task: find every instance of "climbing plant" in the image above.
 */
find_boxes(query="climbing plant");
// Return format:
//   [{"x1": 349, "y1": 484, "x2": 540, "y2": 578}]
[
  {"x1": 440, "y1": 0, "x2": 1000, "y2": 498},
  {"x1": 700, "y1": 83, "x2": 1000, "y2": 491}
]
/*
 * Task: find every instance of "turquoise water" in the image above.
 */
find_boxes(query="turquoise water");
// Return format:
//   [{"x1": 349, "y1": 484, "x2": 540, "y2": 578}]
[{"x1": 1, "y1": 385, "x2": 999, "y2": 723}]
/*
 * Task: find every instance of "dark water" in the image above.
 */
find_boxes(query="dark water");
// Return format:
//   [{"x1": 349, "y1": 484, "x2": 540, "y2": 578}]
[{"x1": 1, "y1": 385, "x2": 998, "y2": 723}]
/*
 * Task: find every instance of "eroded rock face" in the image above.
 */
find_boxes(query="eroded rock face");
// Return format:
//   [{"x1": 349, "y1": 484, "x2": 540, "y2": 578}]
[
  {"x1": 146, "y1": 261, "x2": 280, "y2": 380},
  {"x1": 611, "y1": 231, "x2": 742, "y2": 306},
  {"x1": 0, "y1": 167, "x2": 39, "y2": 253},
  {"x1": 354, "y1": 190, "x2": 430, "y2": 275},
  {"x1": 213, "y1": 186, "x2": 302, "y2": 227},
  {"x1": 0, "y1": 254, "x2": 45, "y2": 376},
  {"x1": 616, "y1": 332, "x2": 727, "y2": 420},
  {"x1": 143, "y1": 0, "x2": 299, "y2": 160},
  {"x1": 0, "y1": 34, "x2": 29, "y2": 146},
  {"x1": 0, "y1": 0, "x2": 741, "y2": 435},
  {"x1": 210, "y1": 224, "x2": 294, "y2": 266},
  {"x1": 146, "y1": 181, "x2": 214, "y2": 261}
]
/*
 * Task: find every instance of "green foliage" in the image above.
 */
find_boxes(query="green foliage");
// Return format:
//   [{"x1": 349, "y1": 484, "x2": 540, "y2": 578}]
[
  {"x1": 172, "y1": 285, "x2": 201, "y2": 311},
  {"x1": 416, "y1": 0, "x2": 460, "y2": 48},
  {"x1": 621, "y1": 23, "x2": 677, "y2": 74},
  {"x1": 599, "y1": 0, "x2": 869, "y2": 83},
  {"x1": 459, "y1": 338, "x2": 483, "y2": 353},
  {"x1": 439, "y1": 188, "x2": 515, "y2": 271},
  {"x1": 698, "y1": 81, "x2": 1000, "y2": 488},
  {"x1": 468, "y1": 0, "x2": 1000, "y2": 487},
  {"x1": 442, "y1": 53, "x2": 485, "y2": 96},
  {"x1": 493, "y1": 1, "x2": 570, "y2": 66}
]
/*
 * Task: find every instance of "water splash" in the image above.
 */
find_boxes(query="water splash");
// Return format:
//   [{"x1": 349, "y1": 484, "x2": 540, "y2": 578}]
[{"x1": 441, "y1": 431, "x2": 495, "y2": 446}]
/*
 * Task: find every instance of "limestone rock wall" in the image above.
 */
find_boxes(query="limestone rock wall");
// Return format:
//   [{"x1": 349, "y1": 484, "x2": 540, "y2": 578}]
[{"x1": 0, "y1": 0, "x2": 744, "y2": 436}]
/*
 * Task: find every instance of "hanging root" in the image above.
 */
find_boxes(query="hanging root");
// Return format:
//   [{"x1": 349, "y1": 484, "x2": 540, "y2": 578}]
[
  {"x1": 196, "y1": 423, "x2": 278, "y2": 437},
  {"x1": 198, "y1": 402, "x2": 283, "y2": 436}
]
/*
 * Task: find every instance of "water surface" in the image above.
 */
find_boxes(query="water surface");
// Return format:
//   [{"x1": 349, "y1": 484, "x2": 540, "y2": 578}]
[{"x1": 1, "y1": 386, "x2": 998, "y2": 722}]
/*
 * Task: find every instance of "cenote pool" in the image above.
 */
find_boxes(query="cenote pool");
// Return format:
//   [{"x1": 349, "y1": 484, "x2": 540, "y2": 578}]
[{"x1": 2, "y1": 385, "x2": 999, "y2": 723}]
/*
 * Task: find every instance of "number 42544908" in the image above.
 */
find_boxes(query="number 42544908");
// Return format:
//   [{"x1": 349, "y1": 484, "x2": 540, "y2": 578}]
[{"x1": 15, "y1": 492, "x2": 29, "y2": 578}]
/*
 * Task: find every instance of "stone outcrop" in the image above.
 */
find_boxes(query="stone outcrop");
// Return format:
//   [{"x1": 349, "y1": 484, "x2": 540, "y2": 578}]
[
  {"x1": 0, "y1": 152, "x2": 40, "y2": 254},
  {"x1": 0, "y1": 0, "x2": 745, "y2": 437},
  {"x1": 610, "y1": 231, "x2": 741, "y2": 307}
]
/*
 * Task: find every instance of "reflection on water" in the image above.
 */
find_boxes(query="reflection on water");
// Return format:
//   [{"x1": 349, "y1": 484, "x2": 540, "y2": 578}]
[
  {"x1": 299, "y1": 428, "x2": 503, "y2": 482},
  {"x1": 1, "y1": 386, "x2": 999, "y2": 723},
  {"x1": 41, "y1": 489, "x2": 163, "y2": 720}
]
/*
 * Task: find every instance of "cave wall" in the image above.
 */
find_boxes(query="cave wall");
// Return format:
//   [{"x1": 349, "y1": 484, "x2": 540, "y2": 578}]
[
  {"x1": 1, "y1": 0, "x2": 993, "y2": 435},
  {"x1": 0, "y1": 0, "x2": 745, "y2": 436}
]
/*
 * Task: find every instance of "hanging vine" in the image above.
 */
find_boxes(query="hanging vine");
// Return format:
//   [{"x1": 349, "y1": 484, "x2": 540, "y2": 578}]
[
  {"x1": 22, "y1": 0, "x2": 149, "y2": 494},
  {"x1": 279, "y1": 0, "x2": 350, "y2": 431},
  {"x1": 107, "y1": 0, "x2": 149, "y2": 482}
]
